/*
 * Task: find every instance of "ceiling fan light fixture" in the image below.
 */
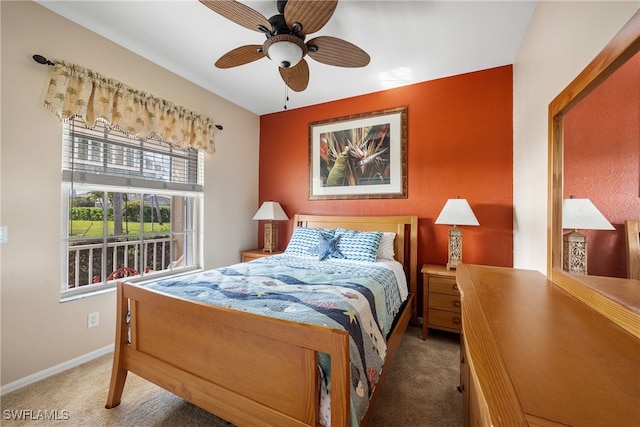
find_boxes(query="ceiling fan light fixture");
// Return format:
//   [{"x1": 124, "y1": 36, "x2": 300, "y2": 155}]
[
  {"x1": 264, "y1": 34, "x2": 306, "y2": 68},
  {"x1": 269, "y1": 41, "x2": 302, "y2": 68}
]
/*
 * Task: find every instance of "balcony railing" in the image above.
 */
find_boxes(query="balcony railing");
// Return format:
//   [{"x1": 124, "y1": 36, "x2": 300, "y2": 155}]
[{"x1": 67, "y1": 236, "x2": 174, "y2": 289}]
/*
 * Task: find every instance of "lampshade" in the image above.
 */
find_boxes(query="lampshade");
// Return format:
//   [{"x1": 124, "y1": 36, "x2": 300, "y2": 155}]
[
  {"x1": 435, "y1": 199, "x2": 480, "y2": 226},
  {"x1": 267, "y1": 39, "x2": 303, "y2": 68},
  {"x1": 562, "y1": 198, "x2": 614, "y2": 230},
  {"x1": 253, "y1": 201, "x2": 289, "y2": 221}
]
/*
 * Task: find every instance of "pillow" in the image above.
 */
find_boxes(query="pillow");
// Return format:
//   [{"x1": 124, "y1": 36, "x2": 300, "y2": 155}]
[
  {"x1": 335, "y1": 228, "x2": 383, "y2": 263},
  {"x1": 307, "y1": 234, "x2": 344, "y2": 261},
  {"x1": 377, "y1": 232, "x2": 396, "y2": 260},
  {"x1": 285, "y1": 227, "x2": 335, "y2": 257}
]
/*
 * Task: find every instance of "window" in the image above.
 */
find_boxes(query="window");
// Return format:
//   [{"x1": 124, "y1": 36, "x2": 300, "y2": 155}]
[{"x1": 61, "y1": 117, "x2": 203, "y2": 298}]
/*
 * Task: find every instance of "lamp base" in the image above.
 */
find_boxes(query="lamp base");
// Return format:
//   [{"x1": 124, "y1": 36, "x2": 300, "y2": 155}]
[
  {"x1": 446, "y1": 226, "x2": 463, "y2": 270},
  {"x1": 563, "y1": 230, "x2": 587, "y2": 274},
  {"x1": 263, "y1": 221, "x2": 278, "y2": 252}
]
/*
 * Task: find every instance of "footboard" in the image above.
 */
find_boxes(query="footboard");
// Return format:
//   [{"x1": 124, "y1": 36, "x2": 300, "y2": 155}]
[{"x1": 106, "y1": 281, "x2": 351, "y2": 427}]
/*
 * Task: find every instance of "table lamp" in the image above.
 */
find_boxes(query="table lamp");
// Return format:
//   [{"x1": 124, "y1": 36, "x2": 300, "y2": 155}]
[
  {"x1": 435, "y1": 198, "x2": 479, "y2": 270},
  {"x1": 253, "y1": 201, "x2": 289, "y2": 252},
  {"x1": 562, "y1": 197, "x2": 614, "y2": 274}
]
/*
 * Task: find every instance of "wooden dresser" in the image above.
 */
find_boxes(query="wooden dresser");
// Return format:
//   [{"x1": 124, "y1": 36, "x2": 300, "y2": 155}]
[{"x1": 456, "y1": 264, "x2": 640, "y2": 426}]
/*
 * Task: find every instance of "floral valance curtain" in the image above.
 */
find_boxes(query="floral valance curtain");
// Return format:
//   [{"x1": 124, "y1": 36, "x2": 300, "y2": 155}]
[{"x1": 44, "y1": 60, "x2": 216, "y2": 154}]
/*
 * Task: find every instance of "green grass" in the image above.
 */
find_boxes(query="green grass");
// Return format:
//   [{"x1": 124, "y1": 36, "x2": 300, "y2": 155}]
[{"x1": 69, "y1": 220, "x2": 170, "y2": 238}]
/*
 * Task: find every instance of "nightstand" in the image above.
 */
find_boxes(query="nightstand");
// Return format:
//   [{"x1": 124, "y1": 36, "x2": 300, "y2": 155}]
[
  {"x1": 241, "y1": 249, "x2": 284, "y2": 262},
  {"x1": 421, "y1": 264, "x2": 461, "y2": 340}
]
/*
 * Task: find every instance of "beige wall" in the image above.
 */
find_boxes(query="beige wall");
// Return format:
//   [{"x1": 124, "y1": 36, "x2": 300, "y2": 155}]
[
  {"x1": 0, "y1": 1, "x2": 259, "y2": 387},
  {"x1": 512, "y1": 1, "x2": 639, "y2": 273}
]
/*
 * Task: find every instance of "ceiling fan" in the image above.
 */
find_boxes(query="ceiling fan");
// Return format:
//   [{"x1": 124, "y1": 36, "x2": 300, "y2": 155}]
[{"x1": 200, "y1": 0, "x2": 370, "y2": 92}]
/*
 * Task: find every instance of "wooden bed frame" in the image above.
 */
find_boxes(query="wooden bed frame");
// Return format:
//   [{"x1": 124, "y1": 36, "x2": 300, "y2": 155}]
[{"x1": 106, "y1": 214, "x2": 418, "y2": 427}]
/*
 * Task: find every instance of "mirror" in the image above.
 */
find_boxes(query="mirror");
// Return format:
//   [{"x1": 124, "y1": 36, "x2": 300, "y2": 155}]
[
  {"x1": 548, "y1": 11, "x2": 639, "y2": 334},
  {"x1": 563, "y1": 49, "x2": 639, "y2": 278}
]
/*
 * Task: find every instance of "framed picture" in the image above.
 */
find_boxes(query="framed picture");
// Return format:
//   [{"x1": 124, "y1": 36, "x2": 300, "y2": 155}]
[{"x1": 309, "y1": 107, "x2": 407, "y2": 200}]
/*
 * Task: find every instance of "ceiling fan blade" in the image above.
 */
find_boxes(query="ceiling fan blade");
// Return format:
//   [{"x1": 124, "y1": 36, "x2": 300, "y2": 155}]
[
  {"x1": 279, "y1": 59, "x2": 309, "y2": 92},
  {"x1": 199, "y1": 0, "x2": 271, "y2": 33},
  {"x1": 307, "y1": 36, "x2": 370, "y2": 67},
  {"x1": 284, "y1": 0, "x2": 338, "y2": 35},
  {"x1": 215, "y1": 45, "x2": 265, "y2": 69}
]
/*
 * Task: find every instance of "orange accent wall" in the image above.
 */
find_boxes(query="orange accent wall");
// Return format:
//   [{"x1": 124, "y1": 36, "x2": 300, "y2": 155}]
[
  {"x1": 564, "y1": 52, "x2": 640, "y2": 278},
  {"x1": 259, "y1": 66, "x2": 514, "y2": 272}
]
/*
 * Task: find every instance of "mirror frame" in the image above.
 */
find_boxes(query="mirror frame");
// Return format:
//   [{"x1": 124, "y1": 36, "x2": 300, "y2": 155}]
[{"x1": 548, "y1": 10, "x2": 640, "y2": 334}]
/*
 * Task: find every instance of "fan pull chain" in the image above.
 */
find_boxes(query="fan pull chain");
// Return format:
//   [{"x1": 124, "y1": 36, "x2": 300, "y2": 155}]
[{"x1": 284, "y1": 84, "x2": 289, "y2": 110}]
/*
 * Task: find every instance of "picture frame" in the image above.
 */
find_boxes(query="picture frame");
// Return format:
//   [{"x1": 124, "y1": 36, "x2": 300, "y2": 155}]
[{"x1": 309, "y1": 106, "x2": 407, "y2": 200}]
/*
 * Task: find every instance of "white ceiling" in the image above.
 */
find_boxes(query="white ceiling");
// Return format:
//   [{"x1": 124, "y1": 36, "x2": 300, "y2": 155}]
[{"x1": 35, "y1": 0, "x2": 538, "y2": 116}]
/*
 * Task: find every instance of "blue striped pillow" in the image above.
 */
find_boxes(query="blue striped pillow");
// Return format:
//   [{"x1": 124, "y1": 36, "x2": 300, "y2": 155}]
[
  {"x1": 285, "y1": 227, "x2": 335, "y2": 257},
  {"x1": 335, "y1": 229, "x2": 383, "y2": 263}
]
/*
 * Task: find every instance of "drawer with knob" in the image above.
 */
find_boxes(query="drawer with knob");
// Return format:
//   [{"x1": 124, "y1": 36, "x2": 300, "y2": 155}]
[
  {"x1": 428, "y1": 308, "x2": 462, "y2": 331},
  {"x1": 429, "y1": 292, "x2": 462, "y2": 312},
  {"x1": 429, "y1": 276, "x2": 460, "y2": 295}
]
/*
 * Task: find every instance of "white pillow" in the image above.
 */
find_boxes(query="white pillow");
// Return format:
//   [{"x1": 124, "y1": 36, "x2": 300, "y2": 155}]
[{"x1": 377, "y1": 232, "x2": 396, "y2": 260}]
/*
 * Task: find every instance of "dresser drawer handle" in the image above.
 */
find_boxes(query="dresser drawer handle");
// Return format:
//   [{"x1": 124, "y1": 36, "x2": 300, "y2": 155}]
[
  {"x1": 452, "y1": 317, "x2": 461, "y2": 325},
  {"x1": 453, "y1": 284, "x2": 459, "y2": 291},
  {"x1": 453, "y1": 300, "x2": 461, "y2": 308}
]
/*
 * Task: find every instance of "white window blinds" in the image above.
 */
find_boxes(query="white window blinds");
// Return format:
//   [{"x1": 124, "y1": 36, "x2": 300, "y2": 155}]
[{"x1": 63, "y1": 117, "x2": 203, "y2": 192}]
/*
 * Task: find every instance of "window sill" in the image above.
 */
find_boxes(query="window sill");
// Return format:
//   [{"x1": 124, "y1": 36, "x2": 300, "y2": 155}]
[
  {"x1": 59, "y1": 266, "x2": 202, "y2": 303},
  {"x1": 60, "y1": 285, "x2": 116, "y2": 303}
]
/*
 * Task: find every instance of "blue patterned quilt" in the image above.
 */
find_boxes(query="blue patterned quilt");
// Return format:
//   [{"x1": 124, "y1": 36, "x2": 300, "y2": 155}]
[{"x1": 146, "y1": 254, "x2": 407, "y2": 426}]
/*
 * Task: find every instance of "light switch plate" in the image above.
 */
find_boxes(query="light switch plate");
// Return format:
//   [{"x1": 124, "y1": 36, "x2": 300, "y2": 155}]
[{"x1": 0, "y1": 226, "x2": 7, "y2": 243}]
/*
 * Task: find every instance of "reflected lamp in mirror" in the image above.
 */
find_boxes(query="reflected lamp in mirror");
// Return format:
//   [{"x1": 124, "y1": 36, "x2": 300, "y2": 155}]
[
  {"x1": 435, "y1": 198, "x2": 479, "y2": 270},
  {"x1": 253, "y1": 201, "x2": 289, "y2": 252},
  {"x1": 562, "y1": 197, "x2": 615, "y2": 275}
]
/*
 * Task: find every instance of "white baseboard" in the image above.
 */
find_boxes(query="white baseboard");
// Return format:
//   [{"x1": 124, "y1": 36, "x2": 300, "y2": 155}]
[{"x1": 0, "y1": 344, "x2": 114, "y2": 396}]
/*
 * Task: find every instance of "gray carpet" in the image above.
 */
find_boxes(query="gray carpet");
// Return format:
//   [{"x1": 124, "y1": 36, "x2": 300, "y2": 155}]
[{"x1": 1, "y1": 326, "x2": 463, "y2": 426}]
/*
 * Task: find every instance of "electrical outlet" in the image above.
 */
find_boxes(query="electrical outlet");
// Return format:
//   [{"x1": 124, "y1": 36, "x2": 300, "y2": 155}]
[{"x1": 87, "y1": 312, "x2": 99, "y2": 328}]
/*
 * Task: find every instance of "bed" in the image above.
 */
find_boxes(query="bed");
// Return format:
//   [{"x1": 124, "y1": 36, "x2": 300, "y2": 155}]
[{"x1": 106, "y1": 214, "x2": 418, "y2": 427}]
